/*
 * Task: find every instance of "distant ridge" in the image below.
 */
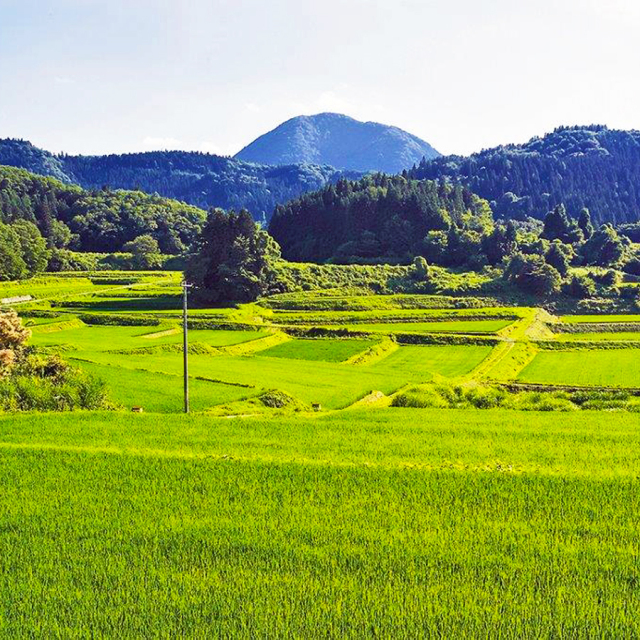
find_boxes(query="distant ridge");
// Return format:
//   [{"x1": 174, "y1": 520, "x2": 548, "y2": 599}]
[
  {"x1": 0, "y1": 138, "x2": 359, "y2": 222},
  {"x1": 411, "y1": 125, "x2": 640, "y2": 225},
  {"x1": 236, "y1": 113, "x2": 440, "y2": 173}
]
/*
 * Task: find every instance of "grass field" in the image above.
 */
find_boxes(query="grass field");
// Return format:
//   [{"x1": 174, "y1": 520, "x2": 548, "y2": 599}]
[
  {"x1": 554, "y1": 331, "x2": 640, "y2": 341},
  {"x1": 373, "y1": 344, "x2": 492, "y2": 376},
  {"x1": 0, "y1": 272, "x2": 181, "y2": 304},
  {"x1": 259, "y1": 338, "x2": 375, "y2": 362},
  {"x1": 77, "y1": 350, "x2": 415, "y2": 408},
  {"x1": 30, "y1": 325, "x2": 268, "y2": 352},
  {"x1": 327, "y1": 319, "x2": 513, "y2": 334},
  {"x1": 0, "y1": 409, "x2": 639, "y2": 636},
  {"x1": 6, "y1": 276, "x2": 640, "y2": 634},
  {"x1": 561, "y1": 314, "x2": 640, "y2": 323},
  {"x1": 519, "y1": 349, "x2": 640, "y2": 387},
  {"x1": 26, "y1": 319, "x2": 493, "y2": 409},
  {"x1": 76, "y1": 361, "x2": 257, "y2": 412}
]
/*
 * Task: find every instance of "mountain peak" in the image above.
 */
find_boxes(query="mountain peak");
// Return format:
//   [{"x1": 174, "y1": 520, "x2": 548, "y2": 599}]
[{"x1": 235, "y1": 113, "x2": 440, "y2": 173}]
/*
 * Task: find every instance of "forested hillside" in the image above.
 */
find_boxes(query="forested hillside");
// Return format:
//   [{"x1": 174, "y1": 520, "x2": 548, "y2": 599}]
[
  {"x1": 0, "y1": 166, "x2": 206, "y2": 253},
  {"x1": 0, "y1": 139, "x2": 358, "y2": 222},
  {"x1": 0, "y1": 139, "x2": 70, "y2": 183},
  {"x1": 236, "y1": 113, "x2": 440, "y2": 173},
  {"x1": 269, "y1": 174, "x2": 494, "y2": 266},
  {"x1": 411, "y1": 126, "x2": 640, "y2": 225}
]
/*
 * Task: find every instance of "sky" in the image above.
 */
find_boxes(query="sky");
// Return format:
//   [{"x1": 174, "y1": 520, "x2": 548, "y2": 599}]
[{"x1": 1, "y1": 0, "x2": 639, "y2": 158}]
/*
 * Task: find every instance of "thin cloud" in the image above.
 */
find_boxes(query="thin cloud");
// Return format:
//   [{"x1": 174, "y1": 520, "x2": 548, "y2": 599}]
[
  {"x1": 142, "y1": 136, "x2": 183, "y2": 149},
  {"x1": 591, "y1": 0, "x2": 640, "y2": 18}
]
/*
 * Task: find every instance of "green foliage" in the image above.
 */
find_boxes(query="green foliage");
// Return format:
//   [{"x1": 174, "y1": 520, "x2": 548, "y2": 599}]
[
  {"x1": 564, "y1": 274, "x2": 596, "y2": 299},
  {"x1": 0, "y1": 138, "x2": 355, "y2": 223},
  {"x1": 505, "y1": 252, "x2": 562, "y2": 296},
  {"x1": 0, "y1": 219, "x2": 49, "y2": 280},
  {"x1": 122, "y1": 234, "x2": 162, "y2": 269},
  {"x1": 481, "y1": 221, "x2": 518, "y2": 265},
  {"x1": 581, "y1": 224, "x2": 627, "y2": 266},
  {"x1": 545, "y1": 240, "x2": 573, "y2": 276},
  {"x1": 0, "y1": 222, "x2": 27, "y2": 280},
  {"x1": 541, "y1": 204, "x2": 583, "y2": 244},
  {"x1": 578, "y1": 208, "x2": 594, "y2": 239},
  {"x1": 187, "y1": 209, "x2": 281, "y2": 303},
  {"x1": 12, "y1": 220, "x2": 49, "y2": 274},
  {"x1": 411, "y1": 124, "x2": 640, "y2": 225},
  {"x1": 269, "y1": 174, "x2": 493, "y2": 266},
  {"x1": 392, "y1": 381, "x2": 640, "y2": 412},
  {"x1": 411, "y1": 255, "x2": 429, "y2": 279},
  {"x1": 258, "y1": 389, "x2": 303, "y2": 409},
  {"x1": 0, "y1": 351, "x2": 111, "y2": 411},
  {"x1": 0, "y1": 165, "x2": 206, "y2": 254}
]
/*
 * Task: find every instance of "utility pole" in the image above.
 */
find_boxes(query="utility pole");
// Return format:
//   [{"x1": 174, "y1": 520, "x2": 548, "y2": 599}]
[{"x1": 182, "y1": 281, "x2": 193, "y2": 414}]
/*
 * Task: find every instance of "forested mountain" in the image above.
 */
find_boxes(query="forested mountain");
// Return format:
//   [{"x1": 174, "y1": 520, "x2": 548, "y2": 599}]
[
  {"x1": 0, "y1": 139, "x2": 358, "y2": 223},
  {"x1": 269, "y1": 174, "x2": 494, "y2": 266},
  {"x1": 236, "y1": 113, "x2": 440, "y2": 173},
  {"x1": 411, "y1": 125, "x2": 640, "y2": 225},
  {"x1": 0, "y1": 139, "x2": 71, "y2": 183},
  {"x1": 0, "y1": 165, "x2": 206, "y2": 253}
]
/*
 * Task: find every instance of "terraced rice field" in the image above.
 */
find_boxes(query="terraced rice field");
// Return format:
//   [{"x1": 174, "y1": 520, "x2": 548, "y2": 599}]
[
  {"x1": 554, "y1": 332, "x2": 640, "y2": 341},
  {"x1": 77, "y1": 361, "x2": 257, "y2": 412},
  {"x1": 518, "y1": 349, "x2": 640, "y2": 388},
  {"x1": 27, "y1": 321, "x2": 493, "y2": 410},
  {"x1": 30, "y1": 325, "x2": 267, "y2": 351},
  {"x1": 372, "y1": 344, "x2": 492, "y2": 376},
  {"x1": 259, "y1": 338, "x2": 375, "y2": 362},
  {"x1": 561, "y1": 314, "x2": 640, "y2": 323},
  {"x1": 334, "y1": 319, "x2": 512, "y2": 334},
  {"x1": 7, "y1": 279, "x2": 640, "y2": 635}
]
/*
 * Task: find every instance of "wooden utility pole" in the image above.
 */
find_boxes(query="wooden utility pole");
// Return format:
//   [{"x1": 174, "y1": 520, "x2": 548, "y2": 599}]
[{"x1": 182, "y1": 281, "x2": 193, "y2": 414}]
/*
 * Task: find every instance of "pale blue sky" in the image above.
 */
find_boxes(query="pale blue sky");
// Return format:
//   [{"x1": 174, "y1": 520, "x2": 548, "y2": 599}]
[{"x1": 1, "y1": 0, "x2": 638, "y2": 157}]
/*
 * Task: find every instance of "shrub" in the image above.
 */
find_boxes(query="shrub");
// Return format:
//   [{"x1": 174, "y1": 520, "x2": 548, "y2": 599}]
[
  {"x1": 564, "y1": 274, "x2": 596, "y2": 299},
  {"x1": 0, "y1": 359, "x2": 111, "y2": 411},
  {"x1": 505, "y1": 253, "x2": 562, "y2": 295},
  {"x1": 622, "y1": 257, "x2": 640, "y2": 276},
  {"x1": 258, "y1": 390, "x2": 306, "y2": 411},
  {"x1": 511, "y1": 393, "x2": 578, "y2": 412},
  {"x1": 391, "y1": 388, "x2": 449, "y2": 409}
]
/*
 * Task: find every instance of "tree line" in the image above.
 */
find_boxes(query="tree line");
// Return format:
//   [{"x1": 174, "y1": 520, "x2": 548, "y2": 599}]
[
  {"x1": 0, "y1": 165, "x2": 206, "y2": 255},
  {"x1": 410, "y1": 125, "x2": 640, "y2": 226},
  {"x1": 269, "y1": 174, "x2": 494, "y2": 266}
]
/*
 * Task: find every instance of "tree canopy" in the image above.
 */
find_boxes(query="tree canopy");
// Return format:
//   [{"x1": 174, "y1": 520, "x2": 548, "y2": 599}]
[
  {"x1": 269, "y1": 174, "x2": 493, "y2": 266},
  {"x1": 0, "y1": 165, "x2": 207, "y2": 254},
  {"x1": 186, "y1": 209, "x2": 281, "y2": 303},
  {"x1": 410, "y1": 126, "x2": 640, "y2": 226}
]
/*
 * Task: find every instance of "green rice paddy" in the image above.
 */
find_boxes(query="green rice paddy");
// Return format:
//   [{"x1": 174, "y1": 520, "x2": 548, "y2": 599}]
[
  {"x1": 519, "y1": 349, "x2": 640, "y2": 387},
  {"x1": 561, "y1": 314, "x2": 640, "y2": 323},
  {"x1": 326, "y1": 319, "x2": 512, "y2": 334},
  {"x1": 1, "y1": 409, "x2": 639, "y2": 636},
  {"x1": 259, "y1": 338, "x2": 375, "y2": 362},
  {"x1": 554, "y1": 331, "x2": 640, "y2": 341},
  {"x1": 5, "y1": 274, "x2": 640, "y2": 635}
]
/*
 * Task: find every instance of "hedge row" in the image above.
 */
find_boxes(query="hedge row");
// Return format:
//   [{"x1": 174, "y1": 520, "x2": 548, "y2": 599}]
[
  {"x1": 553, "y1": 322, "x2": 640, "y2": 334},
  {"x1": 537, "y1": 340, "x2": 640, "y2": 351}
]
